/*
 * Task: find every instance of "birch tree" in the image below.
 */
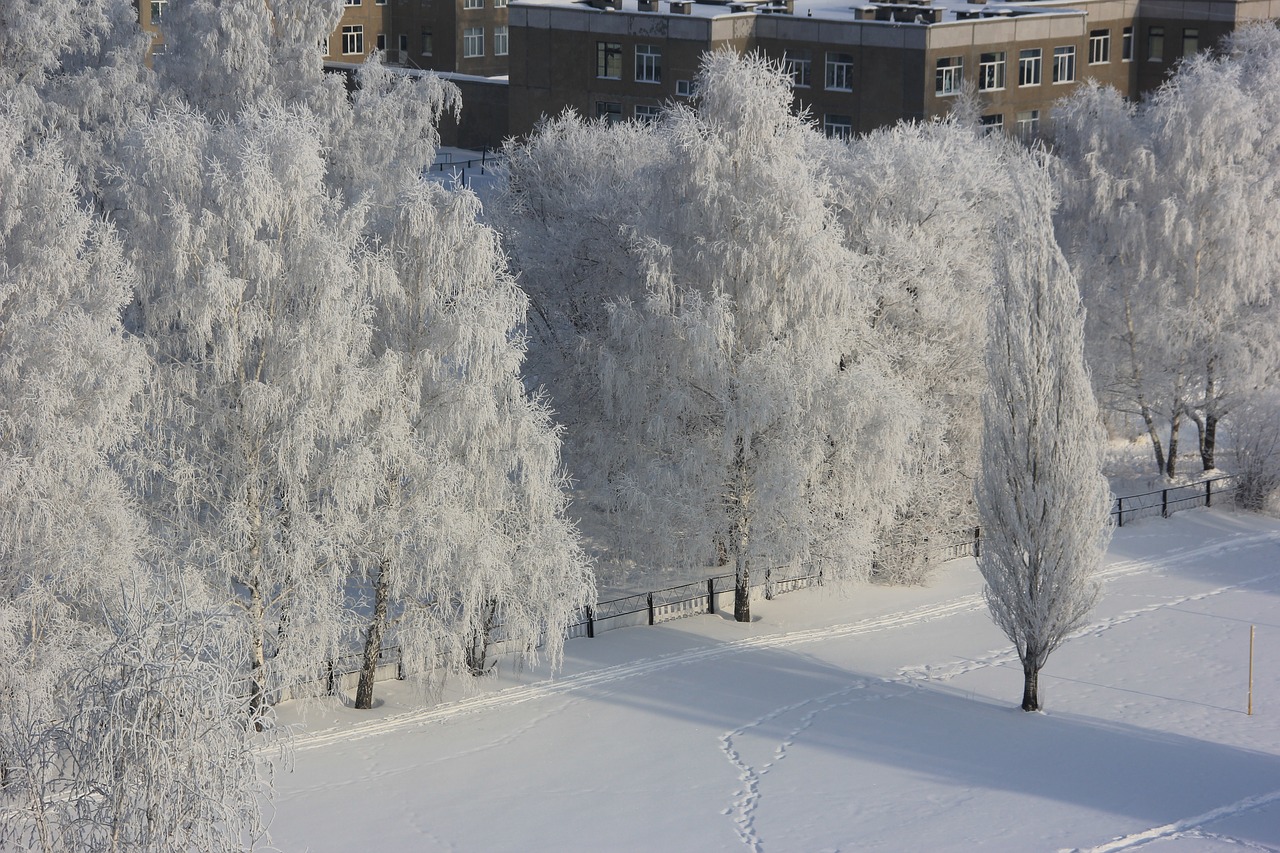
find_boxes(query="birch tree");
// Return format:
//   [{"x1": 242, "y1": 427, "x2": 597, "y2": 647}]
[
  {"x1": 0, "y1": 106, "x2": 268, "y2": 852},
  {"x1": 342, "y1": 179, "x2": 593, "y2": 708},
  {"x1": 593, "y1": 53, "x2": 915, "y2": 619},
  {"x1": 106, "y1": 102, "x2": 376, "y2": 714},
  {"x1": 977, "y1": 167, "x2": 1113, "y2": 712},
  {"x1": 822, "y1": 120, "x2": 1018, "y2": 582}
]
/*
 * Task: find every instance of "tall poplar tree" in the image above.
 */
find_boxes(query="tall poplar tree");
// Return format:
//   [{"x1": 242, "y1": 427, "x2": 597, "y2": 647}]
[{"x1": 977, "y1": 167, "x2": 1113, "y2": 712}]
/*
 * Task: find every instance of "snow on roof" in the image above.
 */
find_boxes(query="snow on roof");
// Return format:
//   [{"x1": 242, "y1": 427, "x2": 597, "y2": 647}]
[{"x1": 510, "y1": 0, "x2": 1085, "y2": 25}]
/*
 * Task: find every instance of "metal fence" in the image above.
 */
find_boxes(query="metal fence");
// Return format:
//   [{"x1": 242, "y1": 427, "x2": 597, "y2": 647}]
[
  {"x1": 1111, "y1": 474, "x2": 1233, "y2": 527},
  {"x1": 310, "y1": 473, "x2": 1236, "y2": 696}
]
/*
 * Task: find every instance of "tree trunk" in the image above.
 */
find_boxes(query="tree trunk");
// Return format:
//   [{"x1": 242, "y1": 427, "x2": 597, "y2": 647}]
[
  {"x1": 1202, "y1": 412, "x2": 1218, "y2": 471},
  {"x1": 730, "y1": 435, "x2": 751, "y2": 623},
  {"x1": 1139, "y1": 400, "x2": 1165, "y2": 474},
  {"x1": 355, "y1": 558, "x2": 391, "y2": 710},
  {"x1": 466, "y1": 598, "x2": 499, "y2": 675},
  {"x1": 248, "y1": 582, "x2": 267, "y2": 731},
  {"x1": 1165, "y1": 406, "x2": 1182, "y2": 479},
  {"x1": 1021, "y1": 660, "x2": 1040, "y2": 712}
]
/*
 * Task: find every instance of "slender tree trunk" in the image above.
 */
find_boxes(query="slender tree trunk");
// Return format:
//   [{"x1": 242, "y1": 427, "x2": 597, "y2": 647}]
[
  {"x1": 247, "y1": 582, "x2": 267, "y2": 730},
  {"x1": 1021, "y1": 659, "x2": 1040, "y2": 712},
  {"x1": 1139, "y1": 400, "x2": 1165, "y2": 474},
  {"x1": 730, "y1": 435, "x2": 751, "y2": 623},
  {"x1": 1165, "y1": 406, "x2": 1182, "y2": 479},
  {"x1": 1202, "y1": 412, "x2": 1218, "y2": 471},
  {"x1": 1124, "y1": 300, "x2": 1165, "y2": 474},
  {"x1": 466, "y1": 598, "x2": 499, "y2": 675},
  {"x1": 355, "y1": 558, "x2": 391, "y2": 710},
  {"x1": 1200, "y1": 362, "x2": 1218, "y2": 471},
  {"x1": 246, "y1": 477, "x2": 268, "y2": 730}
]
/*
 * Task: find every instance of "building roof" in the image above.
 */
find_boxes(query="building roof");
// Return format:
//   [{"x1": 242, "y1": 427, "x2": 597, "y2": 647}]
[{"x1": 509, "y1": 0, "x2": 1089, "y2": 27}]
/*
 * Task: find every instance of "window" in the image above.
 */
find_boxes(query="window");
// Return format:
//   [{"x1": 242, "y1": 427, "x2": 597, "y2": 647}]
[
  {"x1": 676, "y1": 79, "x2": 694, "y2": 97},
  {"x1": 376, "y1": 33, "x2": 387, "y2": 52},
  {"x1": 636, "y1": 44, "x2": 661, "y2": 83},
  {"x1": 150, "y1": 0, "x2": 167, "y2": 23},
  {"x1": 422, "y1": 30, "x2": 433, "y2": 56},
  {"x1": 597, "y1": 101, "x2": 622, "y2": 124},
  {"x1": 1053, "y1": 45, "x2": 1076, "y2": 83},
  {"x1": 399, "y1": 34, "x2": 409, "y2": 53},
  {"x1": 463, "y1": 27, "x2": 483, "y2": 58},
  {"x1": 342, "y1": 25, "x2": 364, "y2": 55},
  {"x1": 980, "y1": 114, "x2": 1004, "y2": 135},
  {"x1": 826, "y1": 52, "x2": 854, "y2": 91},
  {"x1": 1183, "y1": 28, "x2": 1199, "y2": 56},
  {"x1": 1016, "y1": 109, "x2": 1040, "y2": 141},
  {"x1": 936, "y1": 56, "x2": 963, "y2": 96},
  {"x1": 1148, "y1": 26, "x2": 1164, "y2": 62},
  {"x1": 1018, "y1": 48, "x2": 1041, "y2": 86},
  {"x1": 494, "y1": 25, "x2": 508, "y2": 56},
  {"x1": 597, "y1": 42, "x2": 622, "y2": 79},
  {"x1": 377, "y1": 0, "x2": 387, "y2": 4},
  {"x1": 635, "y1": 104, "x2": 661, "y2": 124},
  {"x1": 464, "y1": 0, "x2": 484, "y2": 8},
  {"x1": 1122, "y1": 26, "x2": 1133, "y2": 61},
  {"x1": 1090, "y1": 29, "x2": 1110, "y2": 64},
  {"x1": 345, "y1": 0, "x2": 360, "y2": 5},
  {"x1": 495, "y1": 0, "x2": 508, "y2": 7},
  {"x1": 824, "y1": 114, "x2": 853, "y2": 140},
  {"x1": 979, "y1": 51, "x2": 1006, "y2": 91},
  {"x1": 783, "y1": 50, "x2": 812, "y2": 88}
]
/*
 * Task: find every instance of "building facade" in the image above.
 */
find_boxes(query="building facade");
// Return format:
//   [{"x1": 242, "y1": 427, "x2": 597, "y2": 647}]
[
  {"x1": 506, "y1": 0, "x2": 1280, "y2": 139},
  {"x1": 323, "y1": 0, "x2": 512, "y2": 77}
]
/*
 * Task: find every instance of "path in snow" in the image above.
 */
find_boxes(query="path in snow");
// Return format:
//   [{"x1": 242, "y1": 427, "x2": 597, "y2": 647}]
[
  {"x1": 712, "y1": 527, "x2": 1280, "y2": 852},
  {"x1": 290, "y1": 527, "x2": 1280, "y2": 758}
]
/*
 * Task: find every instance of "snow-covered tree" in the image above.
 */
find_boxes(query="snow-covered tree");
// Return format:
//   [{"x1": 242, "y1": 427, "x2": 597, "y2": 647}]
[
  {"x1": 342, "y1": 179, "x2": 593, "y2": 708},
  {"x1": 821, "y1": 120, "x2": 1020, "y2": 583},
  {"x1": 1056, "y1": 28, "x2": 1280, "y2": 476},
  {"x1": 977, "y1": 166, "x2": 1113, "y2": 712},
  {"x1": 586, "y1": 52, "x2": 915, "y2": 619},
  {"x1": 0, "y1": 105, "x2": 267, "y2": 852},
  {"x1": 106, "y1": 102, "x2": 377, "y2": 715}
]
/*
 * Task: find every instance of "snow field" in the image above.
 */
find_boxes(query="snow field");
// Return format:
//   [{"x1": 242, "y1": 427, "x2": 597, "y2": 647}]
[{"x1": 270, "y1": 509, "x2": 1280, "y2": 852}]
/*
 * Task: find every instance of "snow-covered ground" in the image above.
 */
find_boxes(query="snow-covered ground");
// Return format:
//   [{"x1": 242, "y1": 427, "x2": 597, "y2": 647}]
[{"x1": 269, "y1": 508, "x2": 1280, "y2": 852}]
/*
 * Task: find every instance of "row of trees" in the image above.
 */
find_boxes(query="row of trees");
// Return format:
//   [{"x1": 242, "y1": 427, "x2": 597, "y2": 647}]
[
  {"x1": 1056, "y1": 27, "x2": 1280, "y2": 481},
  {"x1": 3, "y1": 0, "x2": 592, "y2": 848},
  {"x1": 5, "y1": 0, "x2": 1277, "y2": 843}
]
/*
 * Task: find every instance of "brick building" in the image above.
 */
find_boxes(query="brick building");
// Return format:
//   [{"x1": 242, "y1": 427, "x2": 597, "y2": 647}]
[{"x1": 505, "y1": 0, "x2": 1280, "y2": 139}]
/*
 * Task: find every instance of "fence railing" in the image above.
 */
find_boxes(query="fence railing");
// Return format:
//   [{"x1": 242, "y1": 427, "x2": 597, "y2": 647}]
[
  {"x1": 1111, "y1": 474, "x2": 1233, "y2": 527},
  {"x1": 306, "y1": 473, "x2": 1237, "y2": 697}
]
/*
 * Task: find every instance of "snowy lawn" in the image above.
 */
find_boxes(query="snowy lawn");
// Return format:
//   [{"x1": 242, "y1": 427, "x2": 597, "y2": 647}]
[{"x1": 269, "y1": 508, "x2": 1280, "y2": 852}]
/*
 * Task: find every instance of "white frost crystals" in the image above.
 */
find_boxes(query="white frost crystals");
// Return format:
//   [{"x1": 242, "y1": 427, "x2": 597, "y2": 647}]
[{"x1": 976, "y1": 164, "x2": 1114, "y2": 712}]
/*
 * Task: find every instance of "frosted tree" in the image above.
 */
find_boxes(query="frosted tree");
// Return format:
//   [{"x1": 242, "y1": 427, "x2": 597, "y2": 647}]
[
  {"x1": 493, "y1": 114, "x2": 667, "y2": 444},
  {"x1": 593, "y1": 52, "x2": 915, "y2": 619},
  {"x1": 341, "y1": 179, "x2": 593, "y2": 708},
  {"x1": 977, "y1": 167, "x2": 1113, "y2": 712},
  {"x1": 106, "y1": 102, "x2": 377, "y2": 715},
  {"x1": 1056, "y1": 29, "x2": 1280, "y2": 476},
  {"x1": 822, "y1": 120, "x2": 1020, "y2": 583},
  {"x1": 0, "y1": 108, "x2": 267, "y2": 852},
  {"x1": 0, "y1": 104, "x2": 146, "y2": 823}
]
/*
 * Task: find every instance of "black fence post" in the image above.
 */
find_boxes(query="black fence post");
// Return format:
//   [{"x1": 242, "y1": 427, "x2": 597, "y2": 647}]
[
  {"x1": 647, "y1": 593, "x2": 655, "y2": 626},
  {"x1": 326, "y1": 660, "x2": 335, "y2": 696},
  {"x1": 1162, "y1": 488, "x2": 1168, "y2": 518},
  {"x1": 1117, "y1": 497, "x2": 1124, "y2": 527},
  {"x1": 707, "y1": 578, "x2": 716, "y2": 614},
  {"x1": 973, "y1": 527, "x2": 981, "y2": 558},
  {"x1": 1206, "y1": 479, "x2": 1213, "y2": 507},
  {"x1": 586, "y1": 606, "x2": 595, "y2": 639}
]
